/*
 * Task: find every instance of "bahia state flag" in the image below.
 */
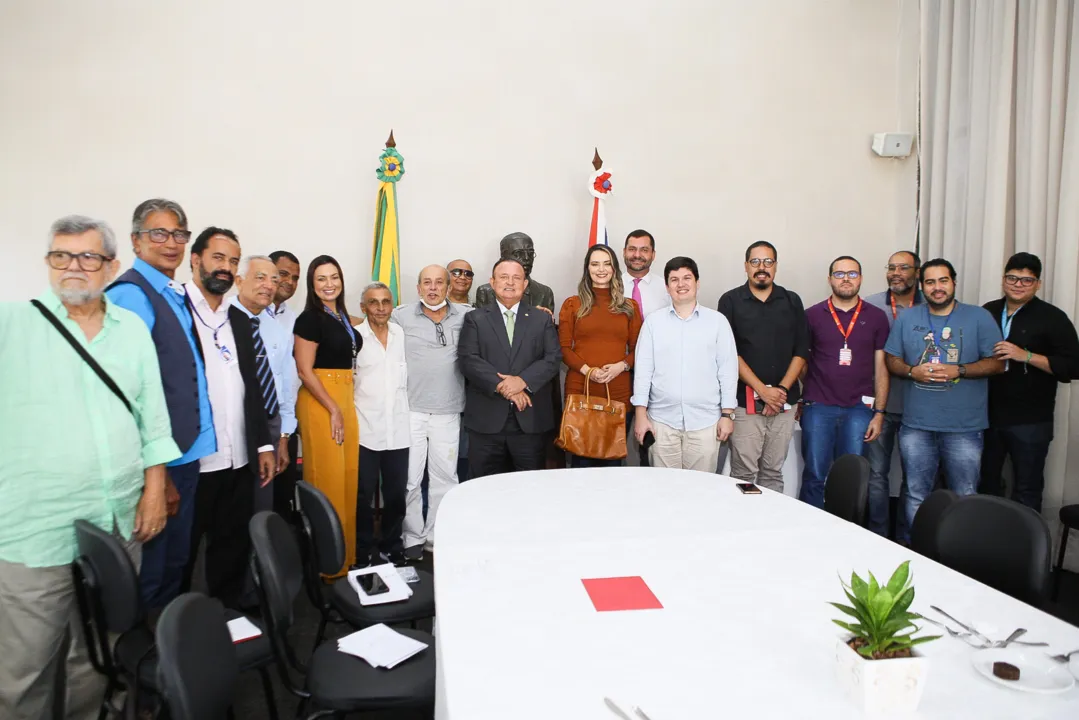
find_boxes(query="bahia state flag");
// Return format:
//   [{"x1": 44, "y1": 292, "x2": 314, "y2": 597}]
[{"x1": 587, "y1": 148, "x2": 613, "y2": 247}]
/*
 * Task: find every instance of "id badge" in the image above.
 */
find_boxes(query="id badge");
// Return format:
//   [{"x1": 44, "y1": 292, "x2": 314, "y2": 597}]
[
  {"x1": 219, "y1": 343, "x2": 234, "y2": 363},
  {"x1": 946, "y1": 347, "x2": 959, "y2": 363},
  {"x1": 838, "y1": 346, "x2": 852, "y2": 366}
]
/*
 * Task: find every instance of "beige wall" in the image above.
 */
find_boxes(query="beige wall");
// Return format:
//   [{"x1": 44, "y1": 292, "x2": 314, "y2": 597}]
[{"x1": 0, "y1": 0, "x2": 919, "y2": 308}]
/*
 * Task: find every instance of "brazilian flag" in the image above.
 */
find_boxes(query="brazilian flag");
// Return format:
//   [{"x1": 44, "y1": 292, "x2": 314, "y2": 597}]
[{"x1": 372, "y1": 131, "x2": 404, "y2": 303}]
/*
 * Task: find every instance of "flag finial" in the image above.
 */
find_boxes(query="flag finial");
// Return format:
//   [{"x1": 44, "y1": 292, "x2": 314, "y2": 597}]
[
  {"x1": 386, "y1": 130, "x2": 396, "y2": 148},
  {"x1": 592, "y1": 147, "x2": 603, "y2": 171}
]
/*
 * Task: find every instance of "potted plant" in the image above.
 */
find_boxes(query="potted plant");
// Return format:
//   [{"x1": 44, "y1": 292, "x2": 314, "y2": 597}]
[{"x1": 831, "y1": 560, "x2": 940, "y2": 715}]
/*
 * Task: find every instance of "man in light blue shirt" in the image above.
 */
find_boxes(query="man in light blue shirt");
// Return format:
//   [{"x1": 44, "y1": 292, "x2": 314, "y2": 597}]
[
  {"x1": 632, "y1": 256, "x2": 739, "y2": 472},
  {"x1": 231, "y1": 255, "x2": 297, "y2": 511},
  {"x1": 106, "y1": 198, "x2": 216, "y2": 610}
]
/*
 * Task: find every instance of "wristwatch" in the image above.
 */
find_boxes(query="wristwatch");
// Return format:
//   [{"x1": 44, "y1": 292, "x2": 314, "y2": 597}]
[
  {"x1": 957, "y1": 364, "x2": 967, "y2": 378},
  {"x1": 872, "y1": 408, "x2": 886, "y2": 415},
  {"x1": 722, "y1": 411, "x2": 737, "y2": 421},
  {"x1": 280, "y1": 432, "x2": 290, "y2": 440}
]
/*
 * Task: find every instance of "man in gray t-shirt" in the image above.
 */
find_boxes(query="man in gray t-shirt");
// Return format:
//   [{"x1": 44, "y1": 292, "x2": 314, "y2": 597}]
[
  {"x1": 863, "y1": 250, "x2": 922, "y2": 539},
  {"x1": 391, "y1": 265, "x2": 471, "y2": 559}
]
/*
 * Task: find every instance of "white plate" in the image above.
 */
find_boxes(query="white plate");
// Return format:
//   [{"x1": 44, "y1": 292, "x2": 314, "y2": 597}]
[{"x1": 971, "y1": 647, "x2": 1075, "y2": 694}]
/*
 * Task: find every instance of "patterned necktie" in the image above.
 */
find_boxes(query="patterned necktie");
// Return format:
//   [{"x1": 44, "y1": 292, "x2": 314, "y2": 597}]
[
  {"x1": 504, "y1": 310, "x2": 515, "y2": 344},
  {"x1": 632, "y1": 277, "x2": 643, "y2": 314},
  {"x1": 249, "y1": 317, "x2": 279, "y2": 418}
]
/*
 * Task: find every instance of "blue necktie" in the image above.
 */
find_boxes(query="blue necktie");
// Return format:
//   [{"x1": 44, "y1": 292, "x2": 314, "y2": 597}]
[{"x1": 249, "y1": 317, "x2": 279, "y2": 418}]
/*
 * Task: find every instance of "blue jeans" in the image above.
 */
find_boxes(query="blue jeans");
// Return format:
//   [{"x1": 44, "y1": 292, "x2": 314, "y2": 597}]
[
  {"x1": 898, "y1": 427, "x2": 982, "y2": 532},
  {"x1": 140, "y1": 459, "x2": 199, "y2": 610},
  {"x1": 863, "y1": 412, "x2": 905, "y2": 538},
  {"x1": 799, "y1": 403, "x2": 873, "y2": 509},
  {"x1": 569, "y1": 454, "x2": 623, "y2": 468}
]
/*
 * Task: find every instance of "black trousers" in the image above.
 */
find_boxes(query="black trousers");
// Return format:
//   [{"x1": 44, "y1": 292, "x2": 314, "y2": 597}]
[
  {"x1": 183, "y1": 465, "x2": 256, "y2": 609},
  {"x1": 273, "y1": 432, "x2": 301, "y2": 523},
  {"x1": 357, "y1": 446, "x2": 408, "y2": 560},
  {"x1": 468, "y1": 410, "x2": 547, "y2": 479},
  {"x1": 979, "y1": 422, "x2": 1054, "y2": 512}
]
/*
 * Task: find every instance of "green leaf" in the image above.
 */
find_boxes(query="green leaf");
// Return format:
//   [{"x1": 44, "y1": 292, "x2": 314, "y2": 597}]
[
  {"x1": 829, "y1": 602, "x2": 861, "y2": 620},
  {"x1": 909, "y1": 634, "x2": 942, "y2": 646},
  {"x1": 886, "y1": 560, "x2": 911, "y2": 596},
  {"x1": 868, "y1": 572, "x2": 880, "y2": 597},
  {"x1": 870, "y1": 588, "x2": 894, "y2": 627},
  {"x1": 881, "y1": 616, "x2": 916, "y2": 636},
  {"x1": 843, "y1": 589, "x2": 871, "y2": 620},
  {"x1": 893, "y1": 586, "x2": 915, "y2": 614},
  {"x1": 832, "y1": 620, "x2": 864, "y2": 634},
  {"x1": 857, "y1": 644, "x2": 876, "y2": 658},
  {"x1": 851, "y1": 571, "x2": 869, "y2": 603}
]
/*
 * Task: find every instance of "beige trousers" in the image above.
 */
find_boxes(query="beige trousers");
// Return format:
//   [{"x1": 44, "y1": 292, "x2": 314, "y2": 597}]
[
  {"x1": 0, "y1": 530, "x2": 140, "y2": 720},
  {"x1": 649, "y1": 418, "x2": 722, "y2": 472},
  {"x1": 727, "y1": 407, "x2": 797, "y2": 492}
]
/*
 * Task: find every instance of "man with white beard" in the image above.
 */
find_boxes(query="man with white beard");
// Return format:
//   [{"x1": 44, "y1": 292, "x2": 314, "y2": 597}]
[{"x1": 0, "y1": 215, "x2": 179, "y2": 719}]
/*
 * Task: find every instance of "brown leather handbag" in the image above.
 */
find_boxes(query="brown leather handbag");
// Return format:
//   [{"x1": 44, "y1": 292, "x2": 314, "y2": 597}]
[{"x1": 555, "y1": 370, "x2": 627, "y2": 460}]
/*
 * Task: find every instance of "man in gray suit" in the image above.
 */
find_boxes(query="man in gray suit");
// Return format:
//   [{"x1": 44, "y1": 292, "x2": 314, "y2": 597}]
[{"x1": 458, "y1": 258, "x2": 561, "y2": 477}]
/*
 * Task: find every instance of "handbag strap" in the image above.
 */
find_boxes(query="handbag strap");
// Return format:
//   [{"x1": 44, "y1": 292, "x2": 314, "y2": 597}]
[
  {"x1": 583, "y1": 368, "x2": 612, "y2": 405},
  {"x1": 31, "y1": 299, "x2": 134, "y2": 416}
]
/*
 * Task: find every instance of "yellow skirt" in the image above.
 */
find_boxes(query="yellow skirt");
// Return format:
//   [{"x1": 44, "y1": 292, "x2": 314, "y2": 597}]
[{"x1": 296, "y1": 369, "x2": 358, "y2": 577}]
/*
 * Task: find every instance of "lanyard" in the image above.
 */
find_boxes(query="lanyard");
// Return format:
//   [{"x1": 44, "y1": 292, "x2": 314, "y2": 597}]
[
  {"x1": 888, "y1": 291, "x2": 914, "y2": 320},
  {"x1": 324, "y1": 305, "x2": 358, "y2": 356},
  {"x1": 827, "y1": 298, "x2": 863, "y2": 348},
  {"x1": 926, "y1": 305, "x2": 953, "y2": 341},
  {"x1": 1001, "y1": 304, "x2": 1021, "y2": 339},
  {"x1": 187, "y1": 295, "x2": 229, "y2": 349}
]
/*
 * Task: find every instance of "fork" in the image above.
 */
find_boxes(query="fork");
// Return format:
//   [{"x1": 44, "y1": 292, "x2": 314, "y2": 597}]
[{"x1": 1047, "y1": 649, "x2": 1079, "y2": 663}]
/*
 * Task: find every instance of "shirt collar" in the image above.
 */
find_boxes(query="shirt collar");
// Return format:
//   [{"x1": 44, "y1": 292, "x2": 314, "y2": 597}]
[
  {"x1": 497, "y1": 300, "x2": 521, "y2": 316},
  {"x1": 626, "y1": 271, "x2": 659, "y2": 286},
  {"x1": 667, "y1": 302, "x2": 700, "y2": 320},
  {"x1": 184, "y1": 281, "x2": 226, "y2": 316},
  {"x1": 738, "y1": 281, "x2": 787, "y2": 303},
  {"x1": 413, "y1": 300, "x2": 458, "y2": 316},
  {"x1": 268, "y1": 300, "x2": 288, "y2": 317},
  {"x1": 132, "y1": 258, "x2": 184, "y2": 295},
  {"x1": 229, "y1": 296, "x2": 270, "y2": 321}
]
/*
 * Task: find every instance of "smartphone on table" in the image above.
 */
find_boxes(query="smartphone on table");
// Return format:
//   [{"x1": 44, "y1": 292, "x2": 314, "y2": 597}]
[{"x1": 736, "y1": 482, "x2": 762, "y2": 494}]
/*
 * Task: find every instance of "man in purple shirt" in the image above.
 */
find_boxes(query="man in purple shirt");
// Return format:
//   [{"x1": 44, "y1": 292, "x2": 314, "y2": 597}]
[{"x1": 799, "y1": 256, "x2": 890, "y2": 508}]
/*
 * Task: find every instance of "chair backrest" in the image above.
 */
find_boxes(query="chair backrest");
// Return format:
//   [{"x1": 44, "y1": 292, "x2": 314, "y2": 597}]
[
  {"x1": 248, "y1": 511, "x2": 305, "y2": 634},
  {"x1": 155, "y1": 593, "x2": 237, "y2": 720},
  {"x1": 936, "y1": 495, "x2": 1052, "y2": 606},
  {"x1": 73, "y1": 520, "x2": 142, "y2": 632},
  {"x1": 823, "y1": 454, "x2": 870, "y2": 526},
  {"x1": 295, "y1": 481, "x2": 346, "y2": 576},
  {"x1": 910, "y1": 489, "x2": 960, "y2": 560}
]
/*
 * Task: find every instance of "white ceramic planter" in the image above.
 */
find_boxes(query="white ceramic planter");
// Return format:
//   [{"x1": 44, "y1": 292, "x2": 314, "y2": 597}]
[{"x1": 834, "y1": 637, "x2": 928, "y2": 715}]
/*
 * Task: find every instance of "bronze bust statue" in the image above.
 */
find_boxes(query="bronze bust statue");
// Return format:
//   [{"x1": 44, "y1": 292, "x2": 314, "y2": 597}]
[{"x1": 474, "y1": 232, "x2": 555, "y2": 312}]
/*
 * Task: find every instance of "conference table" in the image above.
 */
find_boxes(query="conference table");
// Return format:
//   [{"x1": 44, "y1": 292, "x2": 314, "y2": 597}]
[{"x1": 433, "y1": 468, "x2": 1079, "y2": 719}]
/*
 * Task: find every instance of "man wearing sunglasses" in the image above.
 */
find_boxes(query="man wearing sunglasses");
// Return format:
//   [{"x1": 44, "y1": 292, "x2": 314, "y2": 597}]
[
  {"x1": 392, "y1": 264, "x2": 469, "y2": 561},
  {"x1": 106, "y1": 199, "x2": 217, "y2": 611},
  {"x1": 980, "y1": 253, "x2": 1079, "y2": 511},
  {"x1": 447, "y1": 259, "x2": 475, "y2": 305},
  {"x1": 798, "y1": 256, "x2": 890, "y2": 509},
  {"x1": 718, "y1": 241, "x2": 809, "y2": 493},
  {"x1": 1, "y1": 216, "x2": 179, "y2": 720}
]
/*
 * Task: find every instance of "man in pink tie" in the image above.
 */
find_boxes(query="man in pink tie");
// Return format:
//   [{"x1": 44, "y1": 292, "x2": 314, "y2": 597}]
[{"x1": 621, "y1": 229, "x2": 670, "y2": 320}]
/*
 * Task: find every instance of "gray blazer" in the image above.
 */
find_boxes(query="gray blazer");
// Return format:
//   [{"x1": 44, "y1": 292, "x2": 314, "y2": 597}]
[{"x1": 458, "y1": 302, "x2": 561, "y2": 434}]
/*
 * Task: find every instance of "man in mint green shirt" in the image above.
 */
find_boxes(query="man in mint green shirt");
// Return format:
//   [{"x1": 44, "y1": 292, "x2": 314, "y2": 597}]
[{"x1": 0, "y1": 216, "x2": 180, "y2": 720}]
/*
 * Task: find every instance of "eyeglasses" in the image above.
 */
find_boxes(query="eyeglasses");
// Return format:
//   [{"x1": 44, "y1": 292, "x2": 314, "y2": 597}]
[
  {"x1": 1004, "y1": 274, "x2": 1037, "y2": 287},
  {"x1": 747, "y1": 258, "x2": 776, "y2": 268},
  {"x1": 886, "y1": 263, "x2": 916, "y2": 272},
  {"x1": 450, "y1": 268, "x2": 475, "y2": 278},
  {"x1": 46, "y1": 251, "x2": 113, "y2": 271},
  {"x1": 832, "y1": 271, "x2": 861, "y2": 280},
  {"x1": 139, "y1": 228, "x2": 193, "y2": 244},
  {"x1": 434, "y1": 321, "x2": 447, "y2": 346}
]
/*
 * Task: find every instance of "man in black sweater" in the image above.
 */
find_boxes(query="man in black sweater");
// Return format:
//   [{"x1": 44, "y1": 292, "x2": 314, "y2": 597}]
[{"x1": 981, "y1": 252, "x2": 1079, "y2": 511}]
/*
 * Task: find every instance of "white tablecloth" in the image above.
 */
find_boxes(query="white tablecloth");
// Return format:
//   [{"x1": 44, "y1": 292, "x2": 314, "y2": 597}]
[{"x1": 434, "y1": 469, "x2": 1079, "y2": 719}]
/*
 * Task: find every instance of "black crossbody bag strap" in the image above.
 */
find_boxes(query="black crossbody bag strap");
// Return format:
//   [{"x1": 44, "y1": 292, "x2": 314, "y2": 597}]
[{"x1": 31, "y1": 299, "x2": 135, "y2": 416}]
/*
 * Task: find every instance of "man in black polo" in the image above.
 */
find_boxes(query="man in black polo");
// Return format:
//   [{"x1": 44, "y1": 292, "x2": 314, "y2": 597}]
[
  {"x1": 981, "y1": 252, "x2": 1079, "y2": 511},
  {"x1": 718, "y1": 241, "x2": 809, "y2": 493}
]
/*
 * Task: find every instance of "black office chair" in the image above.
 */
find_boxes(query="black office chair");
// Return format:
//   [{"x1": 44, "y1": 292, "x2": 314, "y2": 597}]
[
  {"x1": 909, "y1": 489, "x2": 960, "y2": 561},
  {"x1": 294, "y1": 481, "x2": 436, "y2": 647},
  {"x1": 1052, "y1": 504, "x2": 1079, "y2": 601},
  {"x1": 823, "y1": 454, "x2": 871, "y2": 526},
  {"x1": 156, "y1": 593, "x2": 237, "y2": 720},
  {"x1": 72, "y1": 520, "x2": 279, "y2": 720},
  {"x1": 936, "y1": 495, "x2": 1052, "y2": 606},
  {"x1": 248, "y1": 511, "x2": 436, "y2": 718}
]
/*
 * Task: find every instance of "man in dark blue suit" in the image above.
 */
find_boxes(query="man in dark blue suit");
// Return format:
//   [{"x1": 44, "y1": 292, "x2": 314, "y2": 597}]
[{"x1": 458, "y1": 258, "x2": 561, "y2": 477}]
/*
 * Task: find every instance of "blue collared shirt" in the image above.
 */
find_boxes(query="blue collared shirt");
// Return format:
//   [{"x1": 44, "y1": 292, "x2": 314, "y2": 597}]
[
  {"x1": 105, "y1": 258, "x2": 216, "y2": 465},
  {"x1": 230, "y1": 297, "x2": 298, "y2": 435},
  {"x1": 631, "y1": 303, "x2": 739, "y2": 432}
]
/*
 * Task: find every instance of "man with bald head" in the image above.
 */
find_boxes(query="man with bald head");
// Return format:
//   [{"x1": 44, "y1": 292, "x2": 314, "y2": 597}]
[
  {"x1": 447, "y1": 258, "x2": 474, "y2": 305},
  {"x1": 391, "y1": 264, "x2": 470, "y2": 560}
]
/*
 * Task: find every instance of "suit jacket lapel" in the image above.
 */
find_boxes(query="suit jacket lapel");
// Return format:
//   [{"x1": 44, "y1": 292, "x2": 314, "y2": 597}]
[
  {"x1": 485, "y1": 306, "x2": 513, "y2": 361},
  {"x1": 228, "y1": 307, "x2": 255, "y2": 380},
  {"x1": 509, "y1": 305, "x2": 531, "y2": 363}
]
